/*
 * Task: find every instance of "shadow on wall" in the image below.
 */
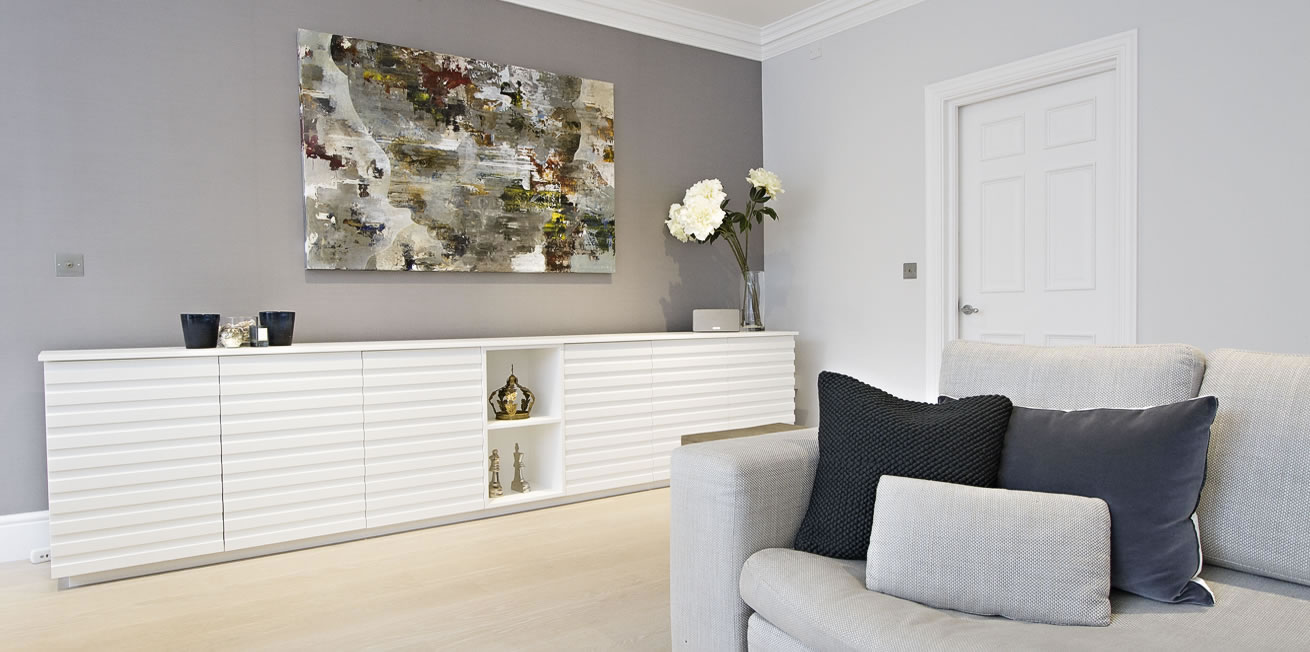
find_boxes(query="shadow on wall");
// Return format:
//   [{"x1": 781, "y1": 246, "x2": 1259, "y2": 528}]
[{"x1": 660, "y1": 233, "x2": 740, "y2": 331}]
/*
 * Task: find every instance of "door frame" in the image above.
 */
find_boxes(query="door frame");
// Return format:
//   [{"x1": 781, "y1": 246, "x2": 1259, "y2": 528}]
[{"x1": 923, "y1": 30, "x2": 1138, "y2": 398}]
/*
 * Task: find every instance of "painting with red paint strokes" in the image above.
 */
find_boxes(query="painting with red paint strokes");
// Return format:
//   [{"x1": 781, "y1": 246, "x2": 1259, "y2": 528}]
[{"x1": 298, "y1": 30, "x2": 615, "y2": 272}]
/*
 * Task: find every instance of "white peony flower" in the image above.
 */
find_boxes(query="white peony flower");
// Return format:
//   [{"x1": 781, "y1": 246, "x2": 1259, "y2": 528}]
[
  {"x1": 666, "y1": 179, "x2": 727, "y2": 242},
  {"x1": 746, "y1": 168, "x2": 784, "y2": 198},
  {"x1": 666, "y1": 204, "x2": 691, "y2": 242},
  {"x1": 683, "y1": 178, "x2": 727, "y2": 207}
]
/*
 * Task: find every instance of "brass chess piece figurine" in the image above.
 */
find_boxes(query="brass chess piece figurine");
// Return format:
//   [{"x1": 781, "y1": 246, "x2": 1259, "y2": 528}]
[
  {"x1": 511, "y1": 443, "x2": 531, "y2": 493},
  {"x1": 488, "y1": 448, "x2": 503, "y2": 498}
]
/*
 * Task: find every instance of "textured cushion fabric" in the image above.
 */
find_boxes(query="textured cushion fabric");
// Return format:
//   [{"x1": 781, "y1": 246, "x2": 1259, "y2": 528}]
[
  {"x1": 740, "y1": 548, "x2": 1310, "y2": 652},
  {"x1": 1198, "y1": 349, "x2": 1310, "y2": 587},
  {"x1": 866, "y1": 476, "x2": 1112, "y2": 626},
  {"x1": 939, "y1": 341, "x2": 1206, "y2": 410},
  {"x1": 746, "y1": 614, "x2": 810, "y2": 652},
  {"x1": 998, "y1": 398, "x2": 1218, "y2": 605},
  {"x1": 670, "y1": 428, "x2": 820, "y2": 652},
  {"x1": 793, "y1": 372, "x2": 1012, "y2": 559}
]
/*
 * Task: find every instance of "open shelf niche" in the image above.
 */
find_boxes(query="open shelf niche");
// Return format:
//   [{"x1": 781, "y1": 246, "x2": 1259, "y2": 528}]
[
  {"x1": 484, "y1": 346, "x2": 562, "y2": 424},
  {"x1": 485, "y1": 422, "x2": 564, "y2": 507},
  {"x1": 484, "y1": 345, "x2": 565, "y2": 507}
]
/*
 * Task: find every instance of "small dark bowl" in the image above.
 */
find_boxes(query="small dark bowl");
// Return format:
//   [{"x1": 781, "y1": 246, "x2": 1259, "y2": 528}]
[
  {"x1": 180, "y1": 314, "x2": 220, "y2": 349},
  {"x1": 259, "y1": 311, "x2": 296, "y2": 346}
]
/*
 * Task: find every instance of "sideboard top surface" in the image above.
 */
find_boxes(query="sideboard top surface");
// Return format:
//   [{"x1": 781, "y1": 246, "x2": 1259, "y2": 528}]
[{"x1": 38, "y1": 331, "x2": 799, "y2": 363}]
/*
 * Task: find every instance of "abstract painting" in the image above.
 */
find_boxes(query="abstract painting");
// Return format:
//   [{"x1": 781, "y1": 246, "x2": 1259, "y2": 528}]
[{"x1": 298, "y1": 30, "x2": 615, "y2": 272}]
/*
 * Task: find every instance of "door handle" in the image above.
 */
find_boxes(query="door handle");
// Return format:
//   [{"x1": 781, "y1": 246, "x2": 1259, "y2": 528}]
[{"x1": 960, "y1": 304, "x2": 980, "y2": 315}]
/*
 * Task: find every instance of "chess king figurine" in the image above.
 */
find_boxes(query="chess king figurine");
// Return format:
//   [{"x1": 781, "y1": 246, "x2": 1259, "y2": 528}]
[
  {"x1": 511, "y1": 443, "x2": 531, "y2": 493},
  {"x1": 488, "y1": 448, "x2": 503, "y2": 498}
]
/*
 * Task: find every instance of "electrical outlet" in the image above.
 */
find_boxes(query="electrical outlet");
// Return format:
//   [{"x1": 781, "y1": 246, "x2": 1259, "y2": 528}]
[
  {"x1": 807, "y1": 46, "x2": 823, "y2": 60},
  {"x1": 55, "y1": 253, "x2": 84, "y2": 277},
  {"x1": 903, "y1": 262, "x2": 918, "y2": 279},
  {"x1": 30, "y1": 548, "x2": 50, "y2": 564}
]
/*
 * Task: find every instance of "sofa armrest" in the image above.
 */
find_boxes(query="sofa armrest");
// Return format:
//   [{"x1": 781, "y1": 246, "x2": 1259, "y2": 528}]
[{"x1": 670, "y1": 428, "x2": 820, "y2": 651}]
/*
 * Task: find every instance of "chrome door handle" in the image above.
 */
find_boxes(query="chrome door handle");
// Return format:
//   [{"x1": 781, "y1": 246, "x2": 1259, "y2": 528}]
[{"x1": 960, "y1": 304, "x2": 980, "y2": 315}]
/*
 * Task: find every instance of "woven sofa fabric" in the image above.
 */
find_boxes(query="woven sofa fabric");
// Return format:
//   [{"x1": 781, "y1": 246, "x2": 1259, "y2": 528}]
[
  {"x1": 1197, "y1": 349, "x2": 1310, "y2": 587},
  {"x1": 866, "y1": 476, "x2": 1112, "y2": 626},
  {"x1": 998, "y1": 398, "x2": 1218, "y2": 605},
  {"x1": 939, "y1": 341, "x2": 1206, "y2": 409},
  {"x1": 793, "y1": 372, "x2": 1012, "y2": 559},
  {"x1": 740, "y1": 548, "x2": 1310, "y2": 651},
  {"x1": 670, "y1": 429, "x2": 820, "y2": 652},
  {"x1": 746, "y1": 615, "x2": 811, "y2": 652}
]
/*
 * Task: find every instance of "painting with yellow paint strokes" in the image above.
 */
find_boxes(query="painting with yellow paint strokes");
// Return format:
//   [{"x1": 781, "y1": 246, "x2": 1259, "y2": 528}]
[{"x1": 298, "y1": 30, "x2": 615, "y2": 272}]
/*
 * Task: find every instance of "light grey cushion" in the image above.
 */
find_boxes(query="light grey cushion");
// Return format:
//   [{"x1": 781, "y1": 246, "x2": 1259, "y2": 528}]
[
  {"x1": 939, "y1": 341, "x2": 1205, "y2": 409},
  {"x1": 866, "y1": 476, "x2": 1112, "y2": 626},
  {"x1": 1197, "y1": 349, "x2": 1310, "y2": 587},
  {"x1": 671, "y1": 428, "x2": 819, "y2": 651},
  {"x1": 746, "y1": 614, "x2": 810, "y2": 652},
  {"x1": 740, "y1": 548, "x2": 1310, "y2": 651}
]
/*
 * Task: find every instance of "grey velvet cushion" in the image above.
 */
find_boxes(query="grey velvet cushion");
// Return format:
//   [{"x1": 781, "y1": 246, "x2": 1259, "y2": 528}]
[
  {"x1": 999, "y1": 398, "x2": 1218, "y2": 605},
  {"x1": 740, "y1": 548, "x2": 1310, "y2": 651},
  {"x1": 939, "y1": 341, "x2": 1205, "y2": 409},
  {"x1": 1198, "y1": 349, "x2": 1310, "y2": 587},
  {"x1": 865, "y1": 476, "x2": 1111, "y2": 627}
]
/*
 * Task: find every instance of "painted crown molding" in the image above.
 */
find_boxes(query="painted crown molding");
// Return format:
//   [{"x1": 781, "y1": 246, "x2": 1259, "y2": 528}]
[{"x1": 498, "y1": 0, "x2": 926, "y2": 61}]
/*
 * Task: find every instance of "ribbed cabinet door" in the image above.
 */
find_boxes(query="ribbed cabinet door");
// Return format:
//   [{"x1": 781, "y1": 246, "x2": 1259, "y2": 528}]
[
  {"x1": 219, "y1": 352, "x2": 365, "y2": 550},
  {"x1": 563, "y1": 342, "x2": 653, "y2": 494},
  {"x1": 724, "y1": 336, "x2": 796, "y2": 428},
  {"x1": 362, "y1": 349, "x2": 484, "y2": 528},
  {"x1": 44, "y1": 358, "x2": 224, "y2": 579},
  {"x1": 651, "y1": 338, "x2": 732, "y2": 479}
]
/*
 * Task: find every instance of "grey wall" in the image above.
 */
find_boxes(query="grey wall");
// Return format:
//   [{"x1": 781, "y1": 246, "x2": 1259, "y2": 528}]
[
  {"x1": 0, "y1": 0, "x2": 762, "y2": 515},
  {"x1": 763, "y1": 0, "x2": 1310, "y2": 424}
]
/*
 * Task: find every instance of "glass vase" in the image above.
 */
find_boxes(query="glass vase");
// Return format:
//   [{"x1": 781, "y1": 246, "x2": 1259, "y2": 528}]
[{"x1": 741, "y1": 270, "x2": 764, "y2": 331}]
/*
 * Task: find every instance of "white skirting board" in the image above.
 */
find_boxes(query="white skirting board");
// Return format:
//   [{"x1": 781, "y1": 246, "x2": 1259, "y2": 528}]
[{"x1": 0, "y1": 511, "x2": 49, "y2": 562}]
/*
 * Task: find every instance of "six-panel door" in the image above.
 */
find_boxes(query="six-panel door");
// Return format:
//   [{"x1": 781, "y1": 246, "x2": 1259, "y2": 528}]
[
  {"x1": 362, "y1": 349, "x2": 485, "y2": 527},
  {"x1": 218, "y1": 352, "x2": 366, "y2": 550},
  {"x1": 562, "y1": 342, "x2": 654, "y2": 494},
  {"x1": 44, "y1": 358, "x2": 225, "y2": 578}
]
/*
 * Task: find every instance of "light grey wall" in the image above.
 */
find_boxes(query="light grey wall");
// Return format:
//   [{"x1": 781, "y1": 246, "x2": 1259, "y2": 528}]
[
  {"x1": 0, "y1": 0, "x2": 762, "y2": 515},
  {"x1": 764, "y1": 0, "x2": 1310, "y2": 424}
]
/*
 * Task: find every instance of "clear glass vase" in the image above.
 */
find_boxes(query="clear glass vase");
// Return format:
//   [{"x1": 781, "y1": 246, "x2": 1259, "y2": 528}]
[{"x1": 741, "y1": 270, "x2": 764, "y2": 331}]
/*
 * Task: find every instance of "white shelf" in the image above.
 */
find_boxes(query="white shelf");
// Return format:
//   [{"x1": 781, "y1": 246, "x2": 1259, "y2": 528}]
[
  {"x1": 38, "y1": 331, "x2": 799, "y2": 363},
  {"x1": 487, "y1": 488, "x2": 564, "y2": 508},
  {"x1": 486, "y1": 415, "x2": 561, "y2": 430}
]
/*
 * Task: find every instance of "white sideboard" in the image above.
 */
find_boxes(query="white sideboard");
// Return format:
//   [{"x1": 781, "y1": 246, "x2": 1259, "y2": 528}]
[{"x1": 39, "y1": 331, "x2": 796, "y2": 586}]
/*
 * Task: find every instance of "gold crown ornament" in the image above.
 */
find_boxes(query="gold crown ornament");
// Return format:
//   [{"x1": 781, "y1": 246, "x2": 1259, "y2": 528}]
[{"x1": 488, "y1": 366, "x2": 536, "y2": 420}]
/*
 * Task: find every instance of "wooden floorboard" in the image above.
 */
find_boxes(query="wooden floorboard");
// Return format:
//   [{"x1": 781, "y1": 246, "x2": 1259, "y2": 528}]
[{"x1": 0, "y1": 488, "x2": 672, "y2": 651}]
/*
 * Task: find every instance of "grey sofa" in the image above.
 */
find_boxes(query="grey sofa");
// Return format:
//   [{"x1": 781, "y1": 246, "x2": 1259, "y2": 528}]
[{"x1": 670, "y1": 341, "x2": 1310, "y2": 650}]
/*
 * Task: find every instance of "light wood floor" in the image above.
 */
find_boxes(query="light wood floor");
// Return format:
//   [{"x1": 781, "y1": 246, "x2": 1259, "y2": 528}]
[{"x1": 0, "y1": 488, "x2": 672, "y2": 651}]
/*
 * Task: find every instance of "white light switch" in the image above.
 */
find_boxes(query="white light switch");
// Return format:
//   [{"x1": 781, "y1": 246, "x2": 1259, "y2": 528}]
[{"x1": 56, "y1": 253, "x2": 84, "y2": 277}]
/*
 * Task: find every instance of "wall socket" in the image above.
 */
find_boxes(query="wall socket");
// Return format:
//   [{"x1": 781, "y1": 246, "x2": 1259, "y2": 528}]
[
  {"x1": 56, "y1": 253, "x2": 84, "y2": 277},
  {"x1": 903, "y1": 262, "x2": 918, "y2": 279},
  {"x1": 30, "y1": 548, "x2": 50, "y2": 564}
]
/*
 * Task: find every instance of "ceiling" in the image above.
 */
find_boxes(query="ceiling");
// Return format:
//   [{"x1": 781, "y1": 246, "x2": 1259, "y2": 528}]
[
  {"x1": 656, "y1": 0, "x2": 829, "y2": 27},
  {"x1": 499, "y1": 0, "x2": 926, "y2": 60}
]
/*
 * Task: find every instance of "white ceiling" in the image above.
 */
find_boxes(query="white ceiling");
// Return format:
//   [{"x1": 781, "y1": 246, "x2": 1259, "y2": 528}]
[
  {"x1": 656, "y1": 0, "x2": 828, "y2": 27},
  {"x1": 499, "y1": 0, "x2": 926, "y2": 60}
]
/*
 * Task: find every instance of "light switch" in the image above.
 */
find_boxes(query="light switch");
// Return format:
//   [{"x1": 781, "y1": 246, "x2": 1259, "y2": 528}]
[
  {"x1": 56, "y1": 253, "x2": 84, "y2": 277},
  {"x1": 902, "y1": 262, "x2": 917, "y2": 280}
]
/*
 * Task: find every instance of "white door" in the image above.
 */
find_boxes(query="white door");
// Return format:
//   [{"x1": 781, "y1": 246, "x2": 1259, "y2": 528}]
[{"x1": 958, "y1": 70, "x2": 1123, "y2": 346}]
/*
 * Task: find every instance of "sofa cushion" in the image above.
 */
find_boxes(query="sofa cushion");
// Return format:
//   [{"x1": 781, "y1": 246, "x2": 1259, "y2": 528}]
[
  {"x1": 1198, "y1": 349, "x2": 1310, "y2": 587},
  {"x1": 939, "y1": 341, "x2": 1205, "y2": 409},
  {"x1": 998, "y1": 398, "x2": 1217, "y2": 605},
  {"x1": 740, "y1": 548, "x2": 1310, "y2": 652},
  {"x1": 867, "y1": 476, "x2": 1111, "y2": 626},
  {"x1": 793, "y1": 372, "x2": 1012, "y2": 559}
]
